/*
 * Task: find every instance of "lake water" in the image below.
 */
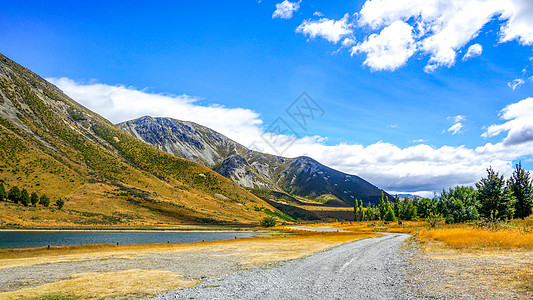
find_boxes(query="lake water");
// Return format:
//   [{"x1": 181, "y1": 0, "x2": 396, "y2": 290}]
[{"x1": 0, "y1": 230, "x2": 255, "y2": 249}]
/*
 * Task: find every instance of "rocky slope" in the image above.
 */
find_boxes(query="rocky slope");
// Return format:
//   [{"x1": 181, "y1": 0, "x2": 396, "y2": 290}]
[
  {"x1": 0, "y1": 53, "x2": 278, "y2": 227},
  {"x1": 119, "y1": 116, "x2": 388, "y2": 205}
]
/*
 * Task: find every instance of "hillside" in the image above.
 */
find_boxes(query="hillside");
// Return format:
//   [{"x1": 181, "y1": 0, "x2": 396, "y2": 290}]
[
  {"x1": 119, "y1": 116, "x2": 388, "y2": 206},
  {"x1": 0, "y1": 53, "x2": 281, "y2": 227}
]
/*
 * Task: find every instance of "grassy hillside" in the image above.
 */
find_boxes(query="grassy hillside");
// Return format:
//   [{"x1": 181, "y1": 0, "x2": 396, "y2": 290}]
[{"x1": 0, "y1": 53, "x2": 280, "y2": 227}]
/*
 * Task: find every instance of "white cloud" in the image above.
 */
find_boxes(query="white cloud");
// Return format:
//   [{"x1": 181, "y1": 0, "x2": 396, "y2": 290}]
[
  {"x1": 483, "y1": 97, "x2": 533, "y2": 146},
  {"x1": 47, "y1": 78, "x2": 265, "y2": 147},
  {"x1": 313, "y1": 11, "x2": 324, "y2": 17},
  {"x1": 462, "y1": 43, "x2": 483, "y2": 61},
  {"x1": 411, "y1": 138, "x2": 429, "y2": 143},
  {"x1": 508, "y1": 78, "x2": 525, "y2": 90},
  {"x1": 447, "y1": 122, "x2": 463, "y2": 135},
  {"x1": 49, "y1": 77, "x2": 533, "y2": 195},
  {"x1": 272, "y1": 0, "x2": 301, "y2": 19},
  {"x1": 296, "y1": 14, "x2": 352, "y2": 44},
  {"x1": 293, "y1": 0, "x2": 533, "y2": 71},
  {"x1": 450, "y1": 115, "x2": 466, "y2": 123},
  {"x1": 351, "y1": 21, "x2": 416, "y2": 71}
]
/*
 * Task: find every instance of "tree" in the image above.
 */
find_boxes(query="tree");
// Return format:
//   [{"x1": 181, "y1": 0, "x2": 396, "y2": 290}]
[
  {"x1": 8, "y1": 186, "x2": 21, "y2": 203},
  {"x1": 399, "y1": 197, "x2": 418, "y2": 221},
  {"x1": 378, "y1": 192, "x2": 387, "y2": 220},
  {"x1": 0, "y1": 182, "x2": 6, "y2": 201},
  {"x1": 508, "y1": 162, "x2": 533, "y2": 219},
  {"x1": 20, "y1": 189, "x2": 30, "y2": 206},
  {"x1": 55, "y1": 198, "x2": 65, "y2": 209},
  {"x1": 438, "y1": 186, "x2": 479, "y2": 223},
  {"x1": 30, "y1": 192, "x2": 39, "y2": 206},
  {"x1": 476, "y1": 167, "x2": 516, "y2": 220},
  {"x1": 365, "y1": 203, "x2": 376, "y2": 221},
  {"x1": 384, "y1": 205, "x2": 397, "y2": 221},
  {"x1": 39, "y1": 194, "x2": 50, "y2": 207}
]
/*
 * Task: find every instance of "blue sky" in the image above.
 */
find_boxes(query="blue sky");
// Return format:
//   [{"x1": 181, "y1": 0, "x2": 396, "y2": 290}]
[{"x1": 1, "y1": 0, "x2": 533, "y2": 196}]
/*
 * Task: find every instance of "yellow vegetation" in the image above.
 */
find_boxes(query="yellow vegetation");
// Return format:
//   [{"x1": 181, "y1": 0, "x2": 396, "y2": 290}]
[
  {"x1": 417, "y1": 227, "x2": 533, "y2": 249},
  {"x1": 0, "y1": 269, "x2": 197, "y2": 299}
]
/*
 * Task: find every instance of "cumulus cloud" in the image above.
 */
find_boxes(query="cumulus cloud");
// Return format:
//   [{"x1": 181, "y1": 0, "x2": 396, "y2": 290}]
[
  {"x1": 462, "y1": 43, "x2": 483, "y2": 61},
  {"x1": 49, "y1": 77, "x2": 533, "y2": 195},
  {"x1": 483, "y1": 97, "x2": 533, "y2": 146},
  {"x1": 351, "y1": 20, "x2": 416, "y2": 71},
  {"x1": 47, "y1": 78, "x2": 265, "y2": 147},
  {"x1": 296, "y1": 14, "x2": 352, "y2": 44},
  {"x1": 293, "y1": 0, "x2": 533, "y2": 71},
  {"x1": 272, "y1": 0, "x2": 301, "y2": 19}
]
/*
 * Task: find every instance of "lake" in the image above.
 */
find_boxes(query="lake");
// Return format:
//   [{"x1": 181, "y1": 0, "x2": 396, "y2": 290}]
[{"x1": 0, "y1": 230, "x2": 255, "y2": 249}]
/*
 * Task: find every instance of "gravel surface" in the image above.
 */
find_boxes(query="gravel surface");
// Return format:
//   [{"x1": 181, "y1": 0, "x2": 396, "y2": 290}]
[{"x1": 153, "y1": 233, "x2": 414, "y2": 300}]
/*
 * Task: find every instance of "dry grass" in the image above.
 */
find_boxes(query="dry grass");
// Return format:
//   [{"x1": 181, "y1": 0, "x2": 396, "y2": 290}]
[
  {"x1": 211, "y1": 231, "x2": 379, "y2": 265},
  {"x1": 411, "y1": 237, "x2": 533, "y2": 298},
  {"x1": 0, "y1": 269, "x2": 197, "y2": 300},
  {"x1": 417, "y1": 227, "x2": 533, "y2": 249}
]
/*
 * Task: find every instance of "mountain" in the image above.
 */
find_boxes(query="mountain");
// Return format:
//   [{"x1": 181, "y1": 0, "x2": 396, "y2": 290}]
[
  {"x1": 0, "y1": 53, "x2": 281, "y2": 227},
  {"x1": 119, "y1": 116, "x2": 388, "y2": 206}
]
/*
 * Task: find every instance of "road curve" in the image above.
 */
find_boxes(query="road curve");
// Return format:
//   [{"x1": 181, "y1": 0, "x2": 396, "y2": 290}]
[{"x1": 153, "y1": 233, "x2": 413, "y2": 300}]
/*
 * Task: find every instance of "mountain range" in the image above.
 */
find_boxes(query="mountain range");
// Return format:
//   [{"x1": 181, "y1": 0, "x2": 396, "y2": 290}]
[
  {"x1": 0, "y1": 53, "x2": 390, "y2": 226},
  {"x1": 119, "y1": 116, "x2": 388, "y2": 206}
]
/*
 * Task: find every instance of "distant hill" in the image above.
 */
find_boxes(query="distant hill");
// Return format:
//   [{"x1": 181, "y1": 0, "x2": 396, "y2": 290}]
[
  {"x1": 0, "y1": 53, "x2": 280, "y2": 227},
  {"x1": 119, "y1": 116, "x2": 389, "y2": 206}
]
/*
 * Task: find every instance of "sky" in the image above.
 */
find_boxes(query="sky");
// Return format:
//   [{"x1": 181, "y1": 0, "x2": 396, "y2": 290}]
[{"x1": 1, "y1": 0, "x2": 533, "y2": 197}]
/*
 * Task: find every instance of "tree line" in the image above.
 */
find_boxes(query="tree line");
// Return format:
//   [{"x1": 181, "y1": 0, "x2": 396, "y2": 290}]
[
  {"x1": 354, "y1": 163, "x2": 533, "y2": 223},
  {"x1": 0, "y1": 182, "x2": 64, "y2": 209}
]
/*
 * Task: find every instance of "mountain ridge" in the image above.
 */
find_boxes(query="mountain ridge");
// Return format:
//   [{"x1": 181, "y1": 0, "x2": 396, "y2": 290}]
[
  {"x1": 119, "y1": 116, "x2": 389, "y2": 205},
  {"x1": 0, "y1": 53, "x2": 280, "y2": 227}
]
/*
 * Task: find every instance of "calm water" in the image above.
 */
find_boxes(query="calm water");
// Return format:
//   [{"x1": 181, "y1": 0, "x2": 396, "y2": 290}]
[{"x1": 0, "y1": 230, "x2": 255, "y2": 249}]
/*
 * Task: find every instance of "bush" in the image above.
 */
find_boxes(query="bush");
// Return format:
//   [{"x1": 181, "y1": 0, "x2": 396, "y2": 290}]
[
  {"x1": 20, "y1": 189, "x2": 30, "y2": 206},
  {"x1": 55, "y1": 198, "x2": 65, "y2": 209},
  {"x1": 8, "y1": 186, "x2": 21, "y2": 203},
  {"x1": 39, "y1": 194, "x2": 50, "y2": 207},
  {"x1": 260, "y1": 216, "x2": 276, "y2": 227},
  {"x1": 30, "y1": 192, "x2": 39, "y2": 206},
  {"x1": 0, "y1": 182, "x2": 5, "y2": 201}
]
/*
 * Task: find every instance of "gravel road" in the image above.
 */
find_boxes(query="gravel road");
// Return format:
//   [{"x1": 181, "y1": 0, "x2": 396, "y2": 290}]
[{"x1": 153, "y1": 233, "x2": 413, "y2": 300}]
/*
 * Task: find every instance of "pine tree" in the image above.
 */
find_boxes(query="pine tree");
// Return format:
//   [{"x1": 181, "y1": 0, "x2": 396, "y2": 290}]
[
  {"x1": 8, "y1": 186, "x2": 21, "y2": 203},
  {"x1": 508, "y1": 162, "x2": 533, "y2": 219},
  {"x1": 476, "y1": 167, "x2": 516, "y2": 220},
  {"x1": 378, "y1": 192, "x2": 387, "y2": 220},
  {"x1": 20, "y1": 189, "x2": 30, "y2": 206},
  {"x1": 384, "y1": 205, "x2": 397, "y2": 221},
  {"x1": 366, "y1": 203, "x2": 376, "y2": 221}
]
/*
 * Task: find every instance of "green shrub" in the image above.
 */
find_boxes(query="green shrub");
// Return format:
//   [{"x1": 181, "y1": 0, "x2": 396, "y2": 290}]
[
  {"x1": 55, "y1": 198, "x2": 65, "y2": 209},
  {"x1": 20, "y1": 189, "x2": 30, "y2": 206},
  {"x1": 39, "y1": 194, "x2": 50, "y2": 207},
  {"x1": 260, "y1": 216, "x2": 276, "y2": 227},
  {"x1": 30, "y1": 192, "x2": 39, "y2": 206},
  {"x1": 8, "y1": 186, "x2": 21, "y2": 203}
]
